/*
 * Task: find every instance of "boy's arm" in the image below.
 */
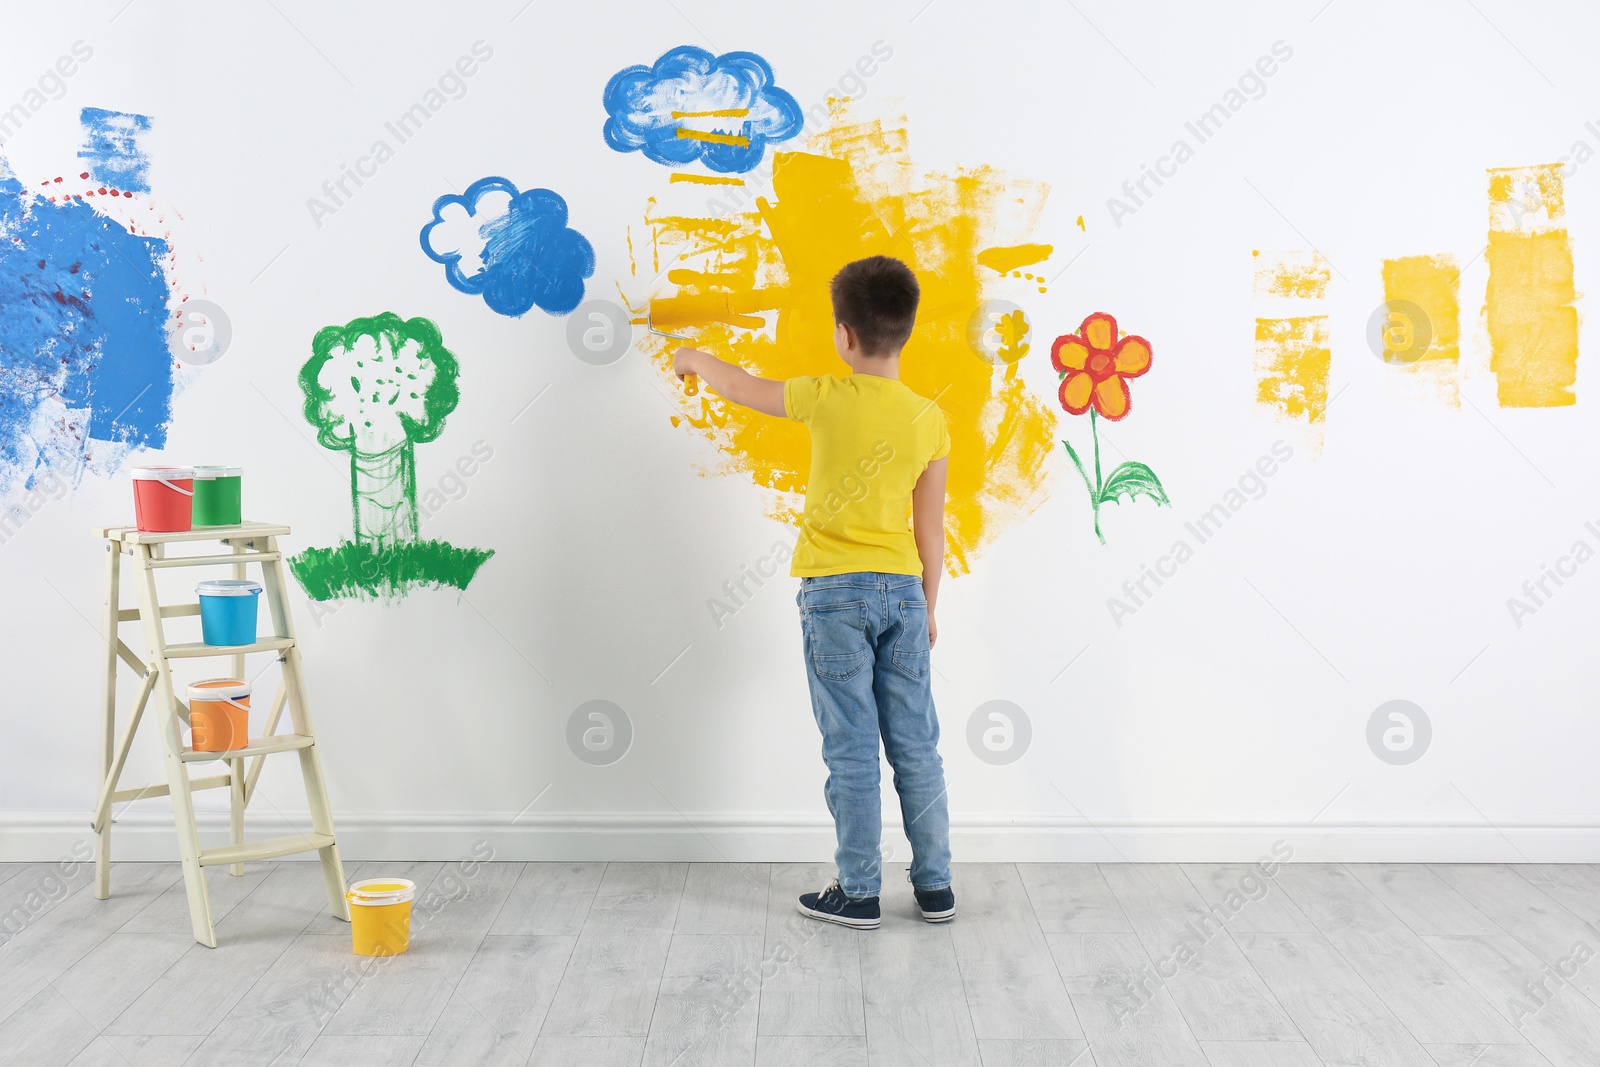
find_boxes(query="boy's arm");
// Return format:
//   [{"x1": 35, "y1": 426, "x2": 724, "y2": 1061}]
[
  {"x1": 673, "y1": 347, "x2": 787, "y2": 417},
  {"x1": 911, "y1": 456, "x2": 947, "y2": 647}
]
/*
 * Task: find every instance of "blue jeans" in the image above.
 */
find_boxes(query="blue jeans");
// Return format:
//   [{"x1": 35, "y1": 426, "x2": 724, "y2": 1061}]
[{"x1": 798, "y1": 572, "x2": 952, "y2": 898}]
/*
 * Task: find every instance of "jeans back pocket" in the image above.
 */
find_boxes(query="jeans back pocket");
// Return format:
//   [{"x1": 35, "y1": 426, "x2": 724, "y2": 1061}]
[
  {"x1": 892, "y1": 598, "x2": 931, "y2": 680},
  {"x1": 805, "y1": 599, "x2": 871, "y2": 681}
]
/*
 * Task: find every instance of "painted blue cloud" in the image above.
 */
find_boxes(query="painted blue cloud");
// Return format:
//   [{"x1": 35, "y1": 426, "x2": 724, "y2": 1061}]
[
  {"x1": 420, "y1": 177, "x2": 595, "y2": 318},
  {"x1": 603, "y1": 46, "x2": 802, "y2": 174},
  {"x1": 0, "y1": 142, "x2": 172, "y2": 495}
]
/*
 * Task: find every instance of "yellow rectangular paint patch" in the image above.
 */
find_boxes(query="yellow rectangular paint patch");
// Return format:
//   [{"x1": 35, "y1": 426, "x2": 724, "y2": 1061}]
[
  {"x1": 1252, "y1": 250, "x2": 1330, "y2": 299},
  {"x1": 676, "y1": 128, "x2": 751, "y2": 147},
  {"x1": 1485, "y1": 164, "x2": 1579, "y2": 407},
  {"x1": 1380, "y1": 255, "x2": 1459, "y2": 364},
  {"x1": 669, "y1": 173, "x2": 745, "y2": 186},
  {"x1": 1255, "y1": 316, "x2": 1330, "y2": 423}
]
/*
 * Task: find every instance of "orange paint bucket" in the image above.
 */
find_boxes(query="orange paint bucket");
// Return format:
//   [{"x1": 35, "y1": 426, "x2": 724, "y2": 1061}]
[
  {"x1": 347, "y1": 879, "x2": 416, "y2": 956},
  {"x1": 186, "y1": 679, "x2": 250, "y2": 753}
]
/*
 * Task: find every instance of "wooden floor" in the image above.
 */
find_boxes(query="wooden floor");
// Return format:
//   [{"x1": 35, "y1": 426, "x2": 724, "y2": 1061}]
[{"x1": 2, "y1": 860, "x2": 1598, "y2": 1066}]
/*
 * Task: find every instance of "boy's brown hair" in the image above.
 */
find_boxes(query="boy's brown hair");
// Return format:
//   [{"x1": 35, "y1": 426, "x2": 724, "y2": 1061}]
[{"x1": 830, "y1": 256, "x2": 919, "y2": 355}]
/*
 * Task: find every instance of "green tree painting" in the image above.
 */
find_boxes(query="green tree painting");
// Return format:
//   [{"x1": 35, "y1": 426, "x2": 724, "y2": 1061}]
[{"x1": 288, "y1": 312, "x2": 493, "y2": 600}]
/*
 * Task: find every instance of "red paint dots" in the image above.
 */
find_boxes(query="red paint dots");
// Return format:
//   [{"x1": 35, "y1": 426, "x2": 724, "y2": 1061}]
[
  {"x1": 78, "y1": 172, "x2": 88, "y2": 179},
  {"x1": 53, "y1": 176, "x2": 63, "y2": 183},
  {"x1": 122, "y1": 191, "x2": 132, "y2": 198}
]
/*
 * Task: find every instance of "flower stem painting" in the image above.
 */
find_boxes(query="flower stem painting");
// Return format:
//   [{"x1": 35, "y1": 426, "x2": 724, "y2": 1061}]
[
  {"x1": 1052, "y1": 312, "x2": 1169, "y2": 543},
  {"x1": 289, "y1": 312, "x2": 493, "y2": 601}
]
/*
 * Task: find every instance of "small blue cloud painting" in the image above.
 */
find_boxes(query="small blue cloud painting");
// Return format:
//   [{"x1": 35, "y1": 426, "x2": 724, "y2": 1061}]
[
  {"x1": 77, "y1": 107, "x2": 153, "y2": 194},
  {"x1": 420, "y1": 177, "x2": 595, "y2": 318},
  {"x1": 0, "y1": 108, "x2": 172, "y2": 497},
  {"x1": 603, "y1": 46, "x2": 802, "y2": 173}
]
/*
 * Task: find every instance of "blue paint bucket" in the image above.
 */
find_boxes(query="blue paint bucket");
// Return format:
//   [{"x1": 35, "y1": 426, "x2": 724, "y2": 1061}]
[{"x1": 197, "y1": 579, "x2": 263, "y2": 646}]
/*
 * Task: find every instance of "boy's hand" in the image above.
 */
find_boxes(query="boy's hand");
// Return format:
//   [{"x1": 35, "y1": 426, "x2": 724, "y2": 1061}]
[
  {"x1": 928, "y1": 609, "x2": 937, "y2": 648},
  {"x1": 672, "y1": 347, "x2": 701, "y2": 381},
  {"x1": 670, "y1": 346, "x2": 787, "y2": 417}
]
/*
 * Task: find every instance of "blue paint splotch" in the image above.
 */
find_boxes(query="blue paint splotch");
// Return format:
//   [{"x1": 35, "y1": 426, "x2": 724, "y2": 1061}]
[
  {"x1": 77, "y1": 107, "x2": 152, "y2": 194},
  {"x1": 603, "y1": 46, "x2": 801, "y2": 174},
  {"x1": 420, "y1": 177, "x2": 594, "y2": 317},
  {"x1": 0, "y1": 126, "x2": 172, "y2": 493}
]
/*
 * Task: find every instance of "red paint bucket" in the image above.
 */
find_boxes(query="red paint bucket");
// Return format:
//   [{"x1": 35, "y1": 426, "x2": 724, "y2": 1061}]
[{"x1": 131, "y1": 466, "x2": 195, "y2": 532}]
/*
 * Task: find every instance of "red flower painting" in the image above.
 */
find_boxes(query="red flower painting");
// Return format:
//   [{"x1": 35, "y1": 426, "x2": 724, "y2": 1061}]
[
  {"x1": 1051, "y1": 312, "x2": 1152, "y2": 421},
  {"x1": 1050, "y1": 312, "x2": 1168, "y2": 543}
]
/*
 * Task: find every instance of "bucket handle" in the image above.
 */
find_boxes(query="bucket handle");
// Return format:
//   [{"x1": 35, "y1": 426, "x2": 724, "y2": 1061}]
[
  {"x1": 158, "y1": 478, "x2": 195, "y2": 496},
  {"x1": 191, "y1": 695, "x2": 250, "y2": 714}
]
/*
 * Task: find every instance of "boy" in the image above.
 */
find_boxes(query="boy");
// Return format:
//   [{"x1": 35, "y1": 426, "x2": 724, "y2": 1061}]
[{"x1": 672, "y1": 255, "x2": 954, "y2": 928}]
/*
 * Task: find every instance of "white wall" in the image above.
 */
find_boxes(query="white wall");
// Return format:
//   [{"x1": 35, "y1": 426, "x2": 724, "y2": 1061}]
[{"x1": 2, "y1": 0, "x2": 1597, "y2": 864}]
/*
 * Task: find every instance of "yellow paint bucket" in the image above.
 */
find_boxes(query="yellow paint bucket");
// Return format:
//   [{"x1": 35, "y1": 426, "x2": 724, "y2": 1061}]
[{"x1": 346, "y1": 878, "x2": 416, "y2": 956}]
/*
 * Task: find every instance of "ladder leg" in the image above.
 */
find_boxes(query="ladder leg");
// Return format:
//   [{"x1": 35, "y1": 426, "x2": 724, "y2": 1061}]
[
  {"x1": 229, "y1": 541, "x2": 249, "y2": 879},
  {"x1": 97, "y1": 542, "x2": 121, "y2": 900},
  {"x1": 230, "y1": 542, "x2": 248, "y2": 681},
  {"x1": 261, "y1": 538, "x2": 348, "y2": 922},
  {"x1": 284, "y1": 646, "x2": 348, "y2": 922},
  {"x1": 229, "y1": 757, "x2": 245, "y2": 878},
  {"x1": 137, "y1": 546, "x2": 217, "y2": 947}
]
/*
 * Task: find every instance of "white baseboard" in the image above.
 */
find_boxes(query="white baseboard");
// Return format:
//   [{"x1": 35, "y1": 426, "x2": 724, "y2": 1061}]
[{"x1": 4, "y1": 811, "x2": 1599, "y2": 863}]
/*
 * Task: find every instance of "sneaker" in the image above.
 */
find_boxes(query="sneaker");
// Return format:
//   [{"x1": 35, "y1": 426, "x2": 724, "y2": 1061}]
[
  {"x1": 797, "y1": 879, "x2": 881, "y2": 929},
  {"x1": 913, "y1": 884, "x2": 955, "y2": 922}
]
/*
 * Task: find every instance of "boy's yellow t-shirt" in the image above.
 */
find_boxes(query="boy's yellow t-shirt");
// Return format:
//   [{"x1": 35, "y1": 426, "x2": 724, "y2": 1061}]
[{"x1": 784, "y1": 373, "x2": 950, "y2": 578}]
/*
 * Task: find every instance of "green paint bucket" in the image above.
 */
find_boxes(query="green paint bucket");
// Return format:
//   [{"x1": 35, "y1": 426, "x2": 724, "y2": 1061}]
[{"x1": 192, "y1": 466, "x2": 243, "y2": 526}]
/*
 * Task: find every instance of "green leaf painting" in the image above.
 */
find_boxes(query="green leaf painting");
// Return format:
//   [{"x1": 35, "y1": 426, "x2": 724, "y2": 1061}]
[{"x1": 1099, "y1": 461, "x2": 1169, "y2": 507}]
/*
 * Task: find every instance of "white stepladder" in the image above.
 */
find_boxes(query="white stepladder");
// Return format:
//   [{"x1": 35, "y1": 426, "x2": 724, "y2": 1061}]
[{"x1": 91, "y1": 520, "x2": 349, "y2": 947}]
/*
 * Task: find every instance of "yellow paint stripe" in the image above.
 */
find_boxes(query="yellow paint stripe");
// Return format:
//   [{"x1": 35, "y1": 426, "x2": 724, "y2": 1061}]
[
  {"x1": 1485, "y1": 164, "x2": 1579, "y2": 407},
  {"x1": 1254, "y1": 316, "x2": 1331, "y2": 424},
  {"x1": 649, "y1": 216, "x2": 742, "y2": 235},
  {"x1": 976, "y1": 243, "x2": 1053, "y2": 274},
  {"x1": 672, "y1": 108, "x2": 750, "y2": 118},
  {"x1": 667, "y1": 268, "x2": 749, "y2": 287},
  {"x1": 669, "y1": 173, "x2": 746, "y2": 186},
  {"x1": 676, "y1": 128, "x2": 751, "y2": 147}
]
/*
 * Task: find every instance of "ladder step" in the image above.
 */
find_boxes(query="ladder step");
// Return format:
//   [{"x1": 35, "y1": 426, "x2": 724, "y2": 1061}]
[
  {"x1": 99, "y1": 521, "x2": 291, "y2": 545},
  {"x1": 165, "y1": 637, "x2": 295, "y2": 658},
  {"x1": 147, "y1": 551, "x2": 282, "y2": 570},
  {"x1": 109, "y1": 774, "x2": 231, "y2": 805},
  {"x1": 181, "y1": 734, "x2": 314, "y2": 763},
  {"x1": 117, "y1": 603, "x2": 202, "y2": 622},
  {"x1": 199, "y1": 832, "x2": 335, "y2": 867}
]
